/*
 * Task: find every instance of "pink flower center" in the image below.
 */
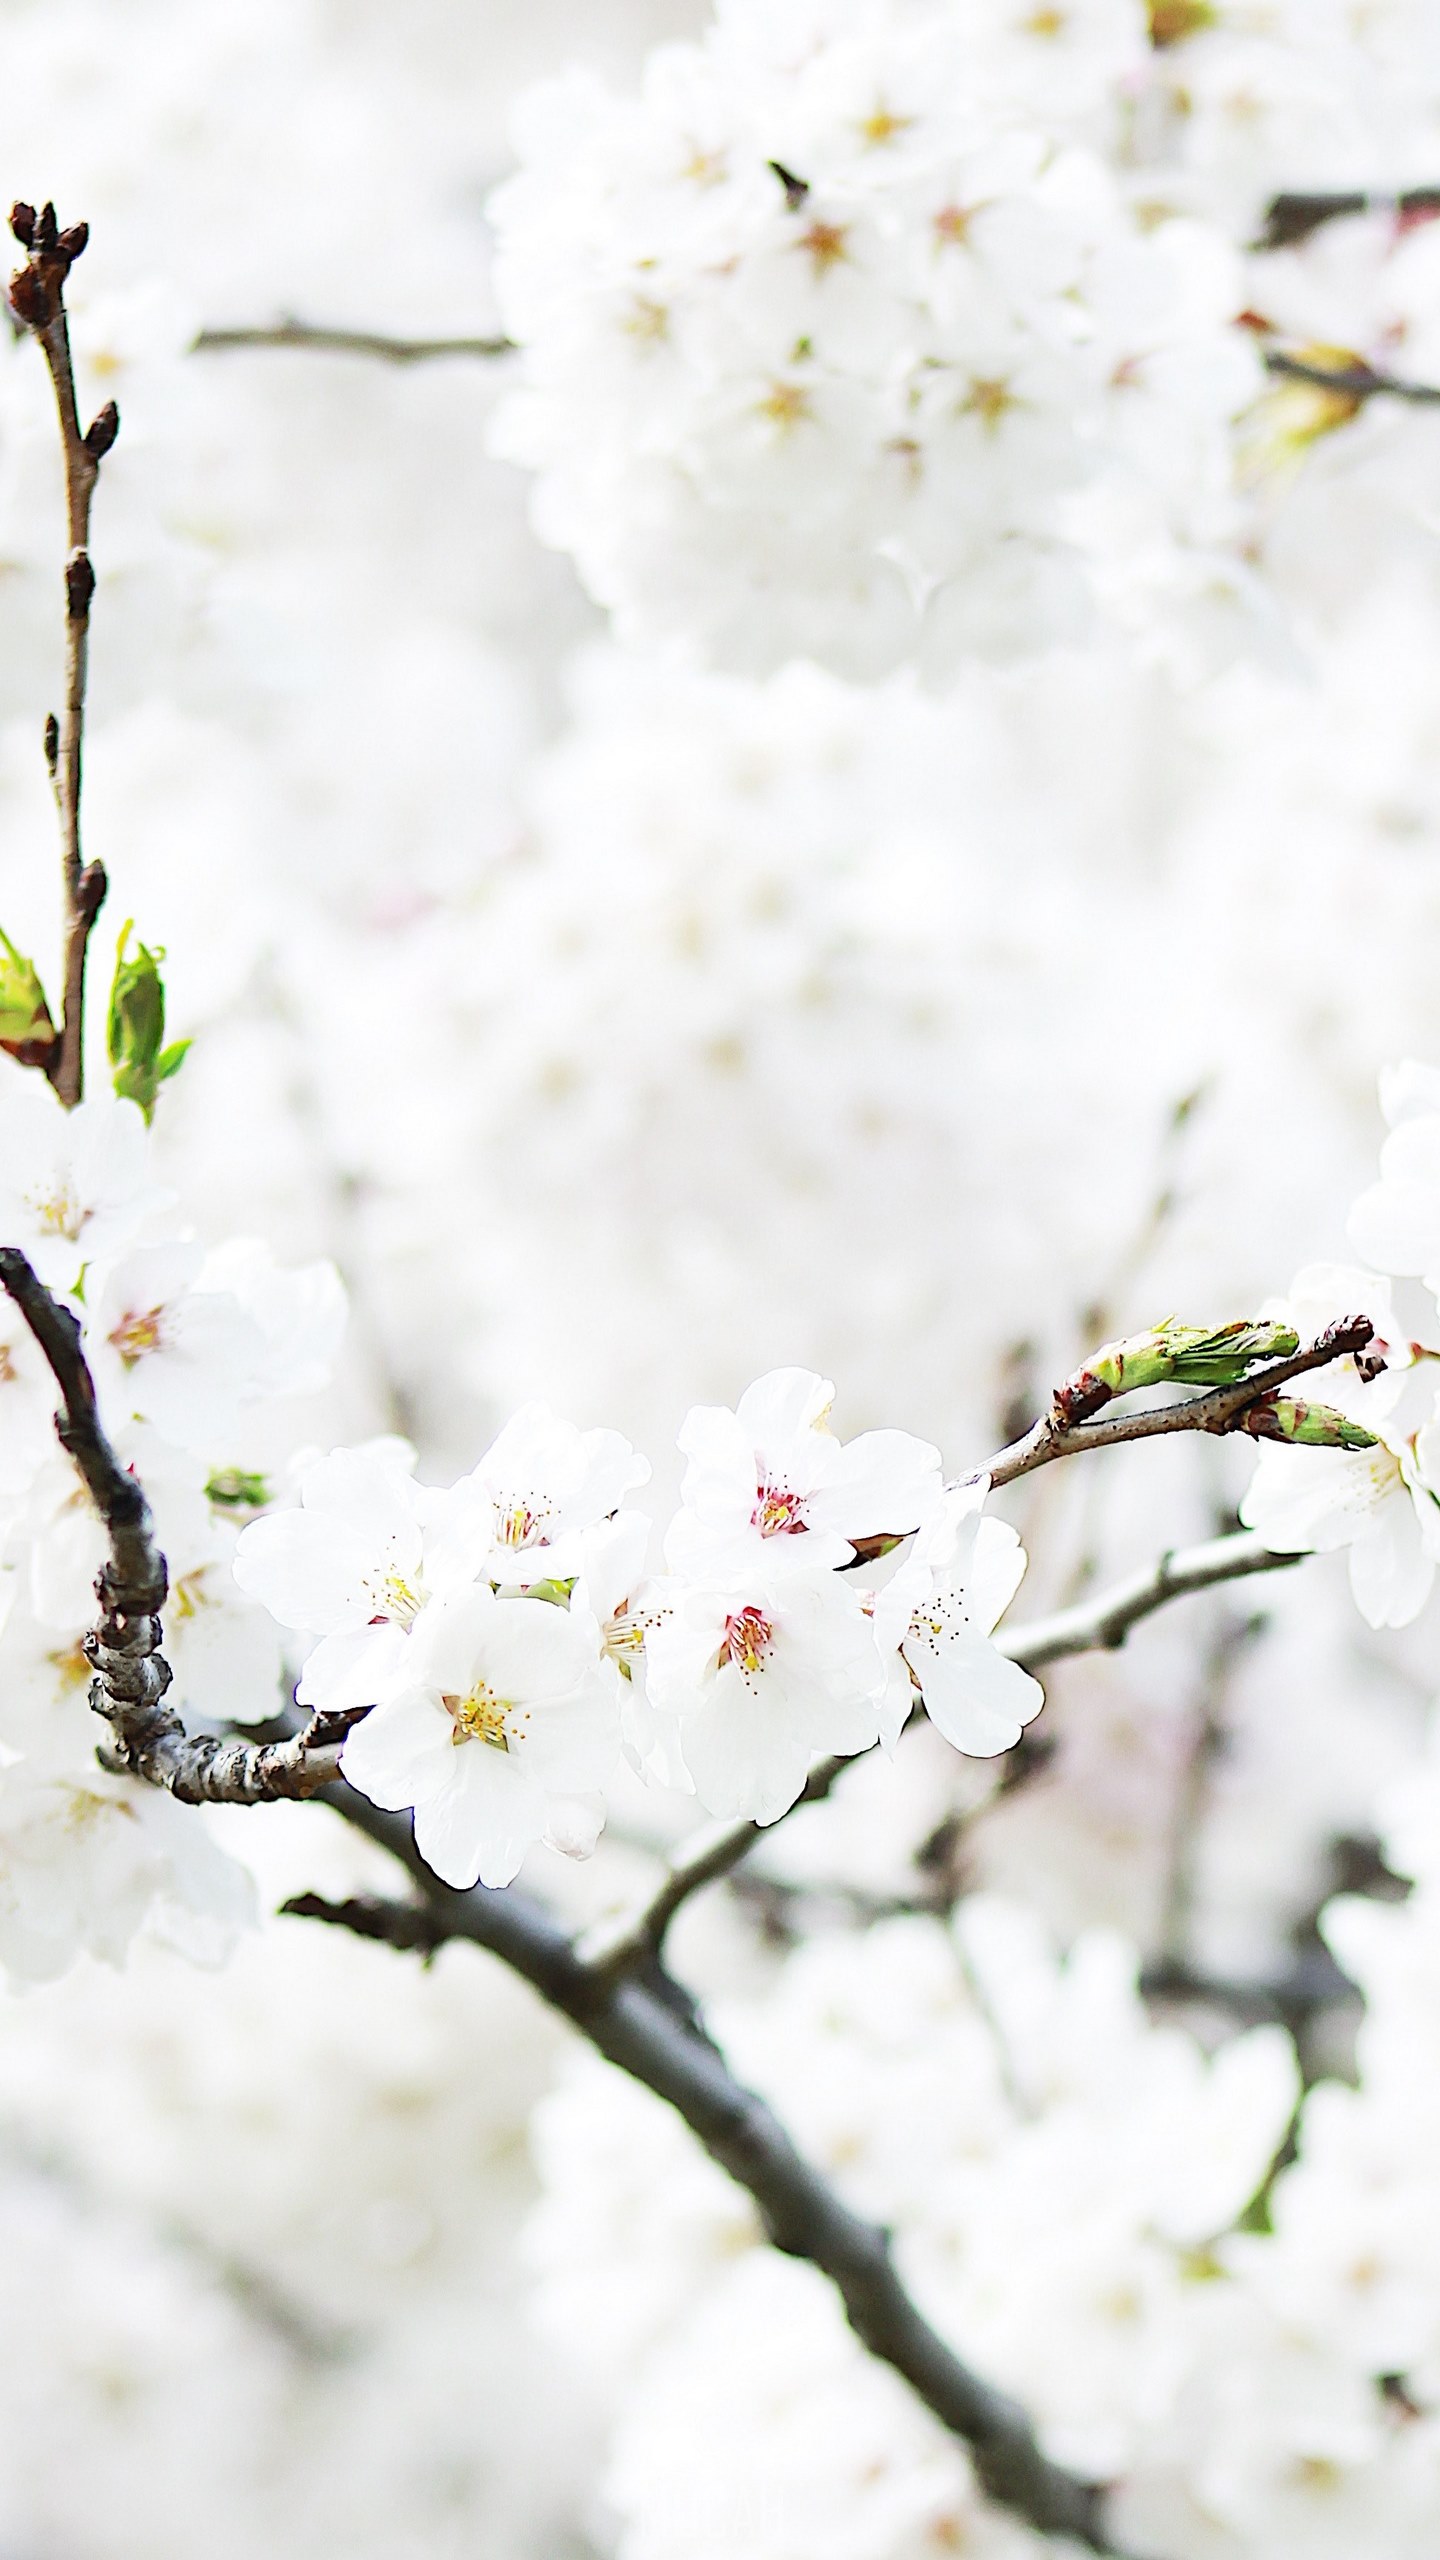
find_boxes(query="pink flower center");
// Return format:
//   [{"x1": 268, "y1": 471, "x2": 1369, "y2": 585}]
[
  {"x1": 719, "y1": 1604, "x2": 774, "y2": 1679},
  {"x1": 753, "y1": 1481, "x2": 807, "y2": 1538}
]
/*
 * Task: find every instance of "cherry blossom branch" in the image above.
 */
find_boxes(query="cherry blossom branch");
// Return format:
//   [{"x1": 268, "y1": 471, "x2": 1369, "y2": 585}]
[
  {"x1": 0, "y1": 1249, "x2": 349, "y2": 1802},
  {"x1": 315, "y1": 1788, "x2": 1130, "y2": 2555},
  {"x1": 983, "y1": 1317, "x2": 1372, "y2": 1490},
  {"x1": 577, "y1": 1528, "x2": 1300, "y2": 1983},
  {"x1": 194, "y1": 319, "x2": 512, "y2": 363},
  {"x1": 7, "y1": 204, "x2": 114, "y2": 1108},
  {"x1": 1255, "y1": 187, "x2": 1440, "y2": 252},
  {"x1": 1264, "y1": 348, "x2": 1440, "y2": 407}
]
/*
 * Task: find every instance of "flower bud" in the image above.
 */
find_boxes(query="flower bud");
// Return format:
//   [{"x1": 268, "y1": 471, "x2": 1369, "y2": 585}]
[
  {"x1": 1236, "y1": 1397, "x2": 1378, "y2": 1451},
  {"x1": 0, "y1": 930, "x2": 56, "y2": 1069},
  {"x1": 1053, "y1": 1320, "x2": 1300, "y2": 1425},
  {"x1": 107, "y1": 923, "x2": 190, "y2": 1122}
]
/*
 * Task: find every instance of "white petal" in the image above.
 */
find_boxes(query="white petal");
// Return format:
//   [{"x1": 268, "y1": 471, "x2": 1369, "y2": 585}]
[
  {"x1": 734, "y1": 1366, "x2": 835, "y2": 1451},
  {"x1": 339, "y1": 1692, "x2": 456, "y2": 1807},
  {"x1": 911, "y1": 1625, "x2": 1044, "y2": 1757},
  {"x1": 414, "y1": 1750, "x2": 546, "y2": 1889}
]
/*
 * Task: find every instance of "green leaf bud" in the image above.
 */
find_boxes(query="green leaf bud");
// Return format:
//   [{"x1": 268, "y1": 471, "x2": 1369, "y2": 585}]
[
  {"x1": 0, "y1": 929, "x2": 56, "y2": 1069},
  {"x1": 1054, "y1": 1319, "x2": 1301, "y2": 1426},
  {"x1": 1236, "y1": 1398, "x2": 1378, "y2": 1452},
  {"x1": 108, "y1": 922, "x2": 187, "y2": 1122}
]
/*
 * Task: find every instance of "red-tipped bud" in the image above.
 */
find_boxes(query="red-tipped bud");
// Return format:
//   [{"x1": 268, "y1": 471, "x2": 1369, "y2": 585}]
[{"x1": 9, "y1": 203, "x2": 35, "y2": 249}]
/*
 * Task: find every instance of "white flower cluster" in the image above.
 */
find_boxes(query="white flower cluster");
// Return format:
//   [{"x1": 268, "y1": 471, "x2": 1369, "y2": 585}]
[
  {"x1": 489, "y1": 0, "x2": 1261, "y2": 676},
  {"x1": 528, "y1": 1784, "x2": 1440, "y2": 2560},
  {"x1": 1241, "y1": 1063, "x2": 1440, "y2": 1629},
  {"x1": 235, "y1": 1365, "x2": 1041, "y2": 1887},
  {"x1": 0, "y1": 1073, "x2": 343, "y2": 1981}
]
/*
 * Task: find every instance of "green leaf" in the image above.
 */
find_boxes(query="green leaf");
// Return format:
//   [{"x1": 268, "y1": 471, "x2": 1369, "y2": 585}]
[{"x1": 107, "y1": 922, "x2": 188, "y2": 1122}]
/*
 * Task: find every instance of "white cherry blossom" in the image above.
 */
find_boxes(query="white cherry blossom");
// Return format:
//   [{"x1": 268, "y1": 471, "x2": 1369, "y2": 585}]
[
  {"x1": 232, "y1": 1441, "x2": 483, "y2": 1709},
  {"x1": 573, "y1": 1512, "x2": 691, "y2": 1794},
  {"x1": 1350, "y1": 1062, "x2": 1440, "y2": 1309},
  {"x1": 1239, "y1": 1265, "x2": 1440, "y2": 1631},
  {"x1": 83, "y1": 1240, "x2": 265, "y2": 1450},
  {"x1": 338, "y1": 1583, "x2": 619, "y2": 1888},
  {"x1": 453, "y1": 1402, "x2": 650, "y2": 1586},
  {"x1": 0, "y1": 1083, "x2": 165, "y2": 1291},
  {"x1": 668, "y1": 1365, "x2": 940, "y2": 1580},
  {"x1": 872, "y1": 1476, "x2": 1044, "y2": 1755},
  {"x1": 643, "y1": 1563, "x2": 886, "y2": 1823}
]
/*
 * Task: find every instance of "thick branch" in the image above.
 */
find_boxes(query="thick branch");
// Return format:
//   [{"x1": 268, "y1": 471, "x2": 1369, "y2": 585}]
[
  {"x1": 579, "y1": 1530, "x2": 1299, "y2": 1982},
  {"x1": 8, "y1": 204, "x2": 112, "y2": 1107},
  {"x1": 983, "y1": 1319, "x2": 1371, "y2": 1490},
  {"x1": 1264, "y1": 348, "x2": 1440, "y2": 408},
  {"x1": 0, "y1": 1250, "x2": 345, "y2": 1802},
  {"x1": 194, "y1": 320, "x2": 512, "y2": 364},
  {"x1": 314, "y1": 1788, "x2": 1128, "y2": 2553}
]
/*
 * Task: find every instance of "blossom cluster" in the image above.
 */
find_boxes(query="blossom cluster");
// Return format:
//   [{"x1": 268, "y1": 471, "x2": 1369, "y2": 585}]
[
  {"x1": 488, "y1": 0, "x2": 1440, "y2": 680},
  {"x1": 0, "y1": 1072, "x2": 343, "y2": 1981},
  {"x1": 235, "y1": 1366, "x2": 1042, "y2": 1887},
  {"x1": 489, "y1": 0, "x2": 1262, "y2": 676}
]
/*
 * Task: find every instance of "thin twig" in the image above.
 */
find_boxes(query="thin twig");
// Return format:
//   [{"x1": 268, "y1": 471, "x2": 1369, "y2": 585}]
[
  {"x1": 7, "y1": 203, "x2": 113, "y2": 1107},
  {"x1": 1264, "y1": 348, "x2": 1440, "y2": 408},
  {"x1": 193, "y1": 320, "x2": 512, "y2": 364},
  {"x1": 279, "y1": 1891, "x2": 449, "y2": 1956},
  {"x1": 312, "y1": 1788, "x2": 1132, "y2": 2554},
  {"x1": 1254, "y1": 187, "x2": 1440, "y2": 252},
  {"x1": 578, "y1": 1530, "x2": 1301, "y2": 1982},
  {"x1": 982, "y1": 1319, "x2": 1372, "y2": 1491},
  {"x1": 1140, "y1": 1949, "x2": 1358, "y2": 2030},
  {"x1": 0, "y1": 1249, "x2": 345, "y2": 1802}
]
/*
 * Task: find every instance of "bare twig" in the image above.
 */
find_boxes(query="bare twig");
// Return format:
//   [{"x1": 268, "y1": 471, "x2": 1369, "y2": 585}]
[
  {"x1": 279, "y1": 1890, "x2": 449, "y2": 1956},
  {"x1": 1264, "y1": 348, "x2": 1440, "y2": 408},
  {"x1": 578, "y1": 1529, "x2": 1301, "y2": 1982},
  {"x1": 194, "y1": 320, "x2": 512, "y2": 364},
  {"x1": 1255, "y1": 187, "x2": 1440, "y2": 252},
  {"x1": 0, "y1": 1249, "x2": 345, "y2": 1802},
  {"x1": 983, "y1": 1319, "x2": 1372, "y2": 1491},
  {"x1": 7, "y1": 203, "x2": 113, "y2": 1107},
  {"x1": 312, "y1": 1788, "x2": 1130, "y2": 2554}
]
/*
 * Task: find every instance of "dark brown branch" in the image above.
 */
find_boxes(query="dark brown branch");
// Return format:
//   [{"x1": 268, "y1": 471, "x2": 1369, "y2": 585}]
[
  {"x1": 313, "y1": 1787, "x2": 1132, "y2": 2554},
  {"x1": 1264, "y1": 348, "x2": 1440, "y2": 408},
  {"x1": 1255, "y1": 188, "x2": 1440, "y2": 252},
  {"x1": 194, "y1": 320, "x2": 512, "y2": 364},
  {"x1": 280, "y1": 1890, "x2": 448, "y2": 1956},
  {"x1": 983, "y1": 1319, "x2": 1372, "y2": 1491},
  {"x1": 7, "y1": 203, "x2": 111, "y2": 1107},
  {"x1": 578, "y1": 1530, "x2": 1300, "y2": 1982},
  {"x1": 0, "y1": 1249, "x2": 344, "y2": 1802},
  {"x1": 1141, "y1": 1949, "x2": 1358, "y2": 2029}
]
